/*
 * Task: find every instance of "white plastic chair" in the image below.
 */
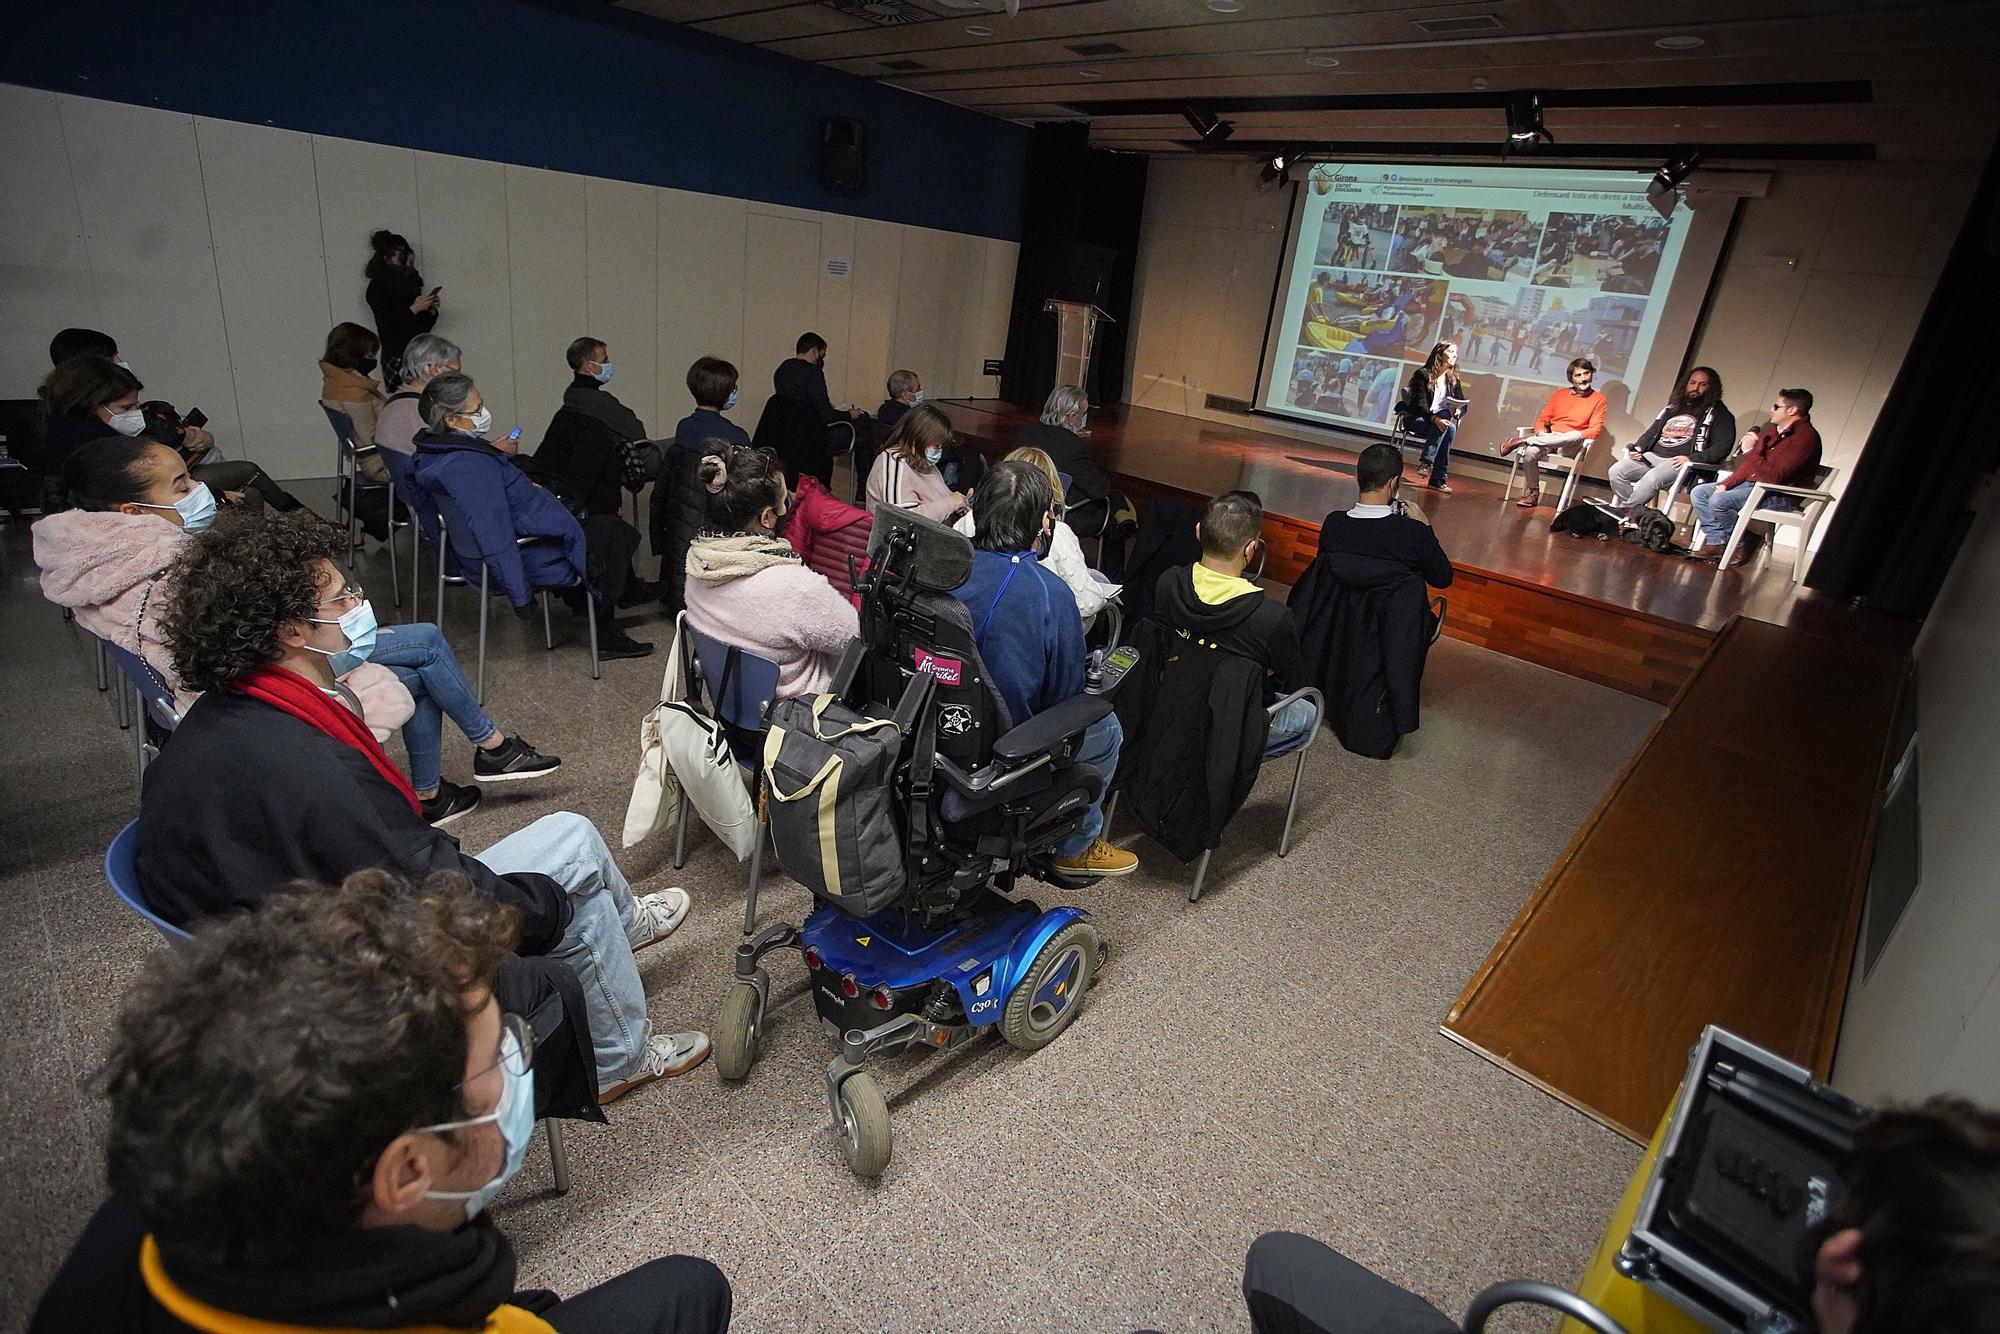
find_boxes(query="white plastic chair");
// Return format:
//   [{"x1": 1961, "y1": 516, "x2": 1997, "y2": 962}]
[
  {"x1": 1717, "y1": 464, "x2": 1840, "y2": 583},
  {"x1": 1500, "y1": 424, "x2": 1593, "y2": 511}
]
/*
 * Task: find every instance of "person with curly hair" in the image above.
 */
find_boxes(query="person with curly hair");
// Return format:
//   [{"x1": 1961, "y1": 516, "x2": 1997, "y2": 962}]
[
  {"x1": 137, "y1": 510, "x2": 711, "y2": 1105},
  {"x1": 31, "y1": 869, "x2": 732, "y2": 1334}
]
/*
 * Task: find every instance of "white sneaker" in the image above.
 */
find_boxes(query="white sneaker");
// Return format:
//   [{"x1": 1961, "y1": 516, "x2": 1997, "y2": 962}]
[
  {"x1": 631, "y1": 887, "x2": 690, "y2": 953},
  {"x1": 598, "y1": 1031, "x2": 711, "y2": 1104}
]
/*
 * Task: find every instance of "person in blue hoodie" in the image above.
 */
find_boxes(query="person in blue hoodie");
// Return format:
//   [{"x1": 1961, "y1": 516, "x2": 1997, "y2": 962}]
[
  {"x1": 411, "y1": 373, "x2": 652, "y2": 660},
  {"x1": 950, "y1": 459, "x2": 1138, "y2": 878}
]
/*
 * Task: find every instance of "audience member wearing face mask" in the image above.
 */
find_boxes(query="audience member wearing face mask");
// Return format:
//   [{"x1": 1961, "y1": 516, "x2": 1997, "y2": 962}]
[
  {"x1": 864, "y1": 402, "x2": 966, "y2": 524},
  {"x1": 562, "y1": 335, "x2": 650, "y2": 444},
  {"x1": 954, "y1": 445, "x2": 1118, "y2": 632},
  {"x1": 30, "y1": 870, "x2": 731, "y2": 1334},
  {"x1": 31, "y1": 439, "x2": 561, "y2": 823},
  {"x1": 411, "y1": 373, "x2": 654, "y2": 661},
  {"x1": 37, "y1": 348, "x2": 303, "y2": 511},
  {"x1": 122, "y1": 511, "x2": 710, "y2": 1106},
  {"x1": 319, "y1": 322, "x2": 391, "y2": 481},
  {"x1": 682, "y1": 443, "x2": 860, "y2": 700}
]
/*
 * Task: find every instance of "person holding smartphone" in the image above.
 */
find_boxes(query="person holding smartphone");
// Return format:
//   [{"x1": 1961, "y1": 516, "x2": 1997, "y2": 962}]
[{"x1": 364, "y1": 229, "x2": 440, "y2": 386}]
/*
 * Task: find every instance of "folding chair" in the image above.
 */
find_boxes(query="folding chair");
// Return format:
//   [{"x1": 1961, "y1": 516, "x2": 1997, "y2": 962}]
[
  {"x1": 1500, "y1": 425, "x2": 1594, "y2": 512},
  {"x1": 102, "y1": 641, "x2": 181, "y2": 787},
  {"x1": 675, "y1": 621, "x2": 782, "y2": 928},
  {"x1": 1717, "y1": 464, "x2": 1841, "y2": 583},
  {"x1": 322, "y1": 405, "x2": 406, "y2": 607}
]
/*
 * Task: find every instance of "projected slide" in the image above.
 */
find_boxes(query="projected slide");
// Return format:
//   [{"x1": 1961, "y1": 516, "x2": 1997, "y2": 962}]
[{"x1": 1259, "y1": 164, "x2": 1714, "y2": 451}]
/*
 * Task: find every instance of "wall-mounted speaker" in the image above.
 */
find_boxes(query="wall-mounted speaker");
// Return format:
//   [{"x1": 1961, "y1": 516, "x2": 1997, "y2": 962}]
[{"x1": 820, "y1": 118, "x2": 866, "y2": 197}]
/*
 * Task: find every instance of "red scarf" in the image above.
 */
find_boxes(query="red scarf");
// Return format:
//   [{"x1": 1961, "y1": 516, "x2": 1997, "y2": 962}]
[{"x1": 235, "y1": 664, "x2": 423, "y2": 814}]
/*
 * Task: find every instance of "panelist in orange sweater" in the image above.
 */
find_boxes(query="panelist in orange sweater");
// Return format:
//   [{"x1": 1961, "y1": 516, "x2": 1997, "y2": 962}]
[{"x1": 1499, "y1": 358, "x2": 1609, "y2": 509}]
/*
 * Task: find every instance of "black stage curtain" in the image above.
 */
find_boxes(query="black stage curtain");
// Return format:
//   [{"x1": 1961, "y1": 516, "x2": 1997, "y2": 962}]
[
  {"x1": 1807, "y1": 135, "x2": 2000, "y2": 616},
  {"x1": 1000, "y1": 122, "x2": 1149, "y2": 412}
]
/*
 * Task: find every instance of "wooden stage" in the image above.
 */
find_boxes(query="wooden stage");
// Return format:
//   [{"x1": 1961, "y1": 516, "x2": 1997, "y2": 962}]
[{"x1": 937, "y1": 400, "x2": 1891, "y2": 703}]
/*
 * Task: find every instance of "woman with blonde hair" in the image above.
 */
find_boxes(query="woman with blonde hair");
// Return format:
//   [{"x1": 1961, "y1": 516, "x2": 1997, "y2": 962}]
[
  {"x1": 956, "y1": 445, "x2": 1118, "y2": 631},
  {"x1": 864, "y1": 402, "x2": 965, "y2": 523}
]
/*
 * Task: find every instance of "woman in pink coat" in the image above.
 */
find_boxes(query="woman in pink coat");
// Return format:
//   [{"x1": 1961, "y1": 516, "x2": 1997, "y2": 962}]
[
  {"x1": 864, "y1": 403, "x2": 967, "y2": 524},
  {"x1": 684, "y1": 445, "x2": 859, "y2": 699},
  {"x1": 783, "y1": 474, "x2": 871, "y2": 608},
  {"x1": 33, "y1": 438, "x2": 559, "y2": 825}
]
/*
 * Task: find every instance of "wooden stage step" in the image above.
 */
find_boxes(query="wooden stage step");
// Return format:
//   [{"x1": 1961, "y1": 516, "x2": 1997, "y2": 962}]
[{"x1": 1440, "y1": 617, "x2": 1906, "y2": 1140}]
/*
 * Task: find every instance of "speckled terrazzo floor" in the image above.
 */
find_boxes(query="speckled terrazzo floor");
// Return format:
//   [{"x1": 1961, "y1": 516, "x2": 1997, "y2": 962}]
[{"x1": 0, "y1": 484, "x2": 1657, "y2": 1332}]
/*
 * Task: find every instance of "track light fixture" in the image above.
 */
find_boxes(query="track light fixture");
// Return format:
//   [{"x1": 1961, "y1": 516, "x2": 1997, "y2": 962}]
[
  {"x1": 1647, "y1": 145, "x2": 1703, "y2": 218},
  {"x1": 1503, "y1": 91, "x2": 1552, "y2": 151},
  {"x1": 1182, "y1": 104, "x2": 1235, "y2": 148},
  {"x1": 1260, "y1": 148, "x2": 1300, "y2": 185}
]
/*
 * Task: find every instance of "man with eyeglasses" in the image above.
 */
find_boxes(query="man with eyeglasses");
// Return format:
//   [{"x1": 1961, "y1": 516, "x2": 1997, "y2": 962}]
[
  {"x1": 135, "y1": 511, "x2": 711, "y2": 1112},
  {"x1": 1688, "y1": 387, "x2": 1822, "y2": 569},
  {"x1": 32, "y1": 869, "x2": 732, "y2": 1334}
]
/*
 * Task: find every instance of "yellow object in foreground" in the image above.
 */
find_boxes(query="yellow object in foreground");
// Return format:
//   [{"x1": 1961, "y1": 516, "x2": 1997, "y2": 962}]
[{"x1": 1559, "y1": 1091, "x2": 1708, "y2": 1334}]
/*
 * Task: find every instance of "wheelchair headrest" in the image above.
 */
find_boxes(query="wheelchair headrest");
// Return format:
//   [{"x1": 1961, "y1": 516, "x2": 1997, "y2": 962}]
[{"x1": 865, "y1": 505, "x2": 973, "y2": 593}]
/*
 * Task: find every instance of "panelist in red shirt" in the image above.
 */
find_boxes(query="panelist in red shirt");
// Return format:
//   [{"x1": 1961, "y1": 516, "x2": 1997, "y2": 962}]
[{"x1": 1689, "y1": 387, "x2": 1822, "y2": 567}]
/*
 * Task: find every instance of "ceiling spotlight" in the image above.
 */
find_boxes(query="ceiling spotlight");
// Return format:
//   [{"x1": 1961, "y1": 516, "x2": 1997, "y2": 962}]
[
  {"x1": 1654, "y1": 34, "x2": 1706, "y2": 50},
  {"x1": 1260, "y1": 149, "x2": 1300, "y2": 185},
  {"x1": 1304, "y1": 50, "x2": 1340, "y2": 67},
  {"x1": 1646, "y1": 145, "x2": 1703, "y2": 218},
  {"x1": 1182, "y1": 105, "x2": 1235, "y2": 148},
  {"x1": 1504, "y1": 90, "x2": 1553, "y2": 151}
]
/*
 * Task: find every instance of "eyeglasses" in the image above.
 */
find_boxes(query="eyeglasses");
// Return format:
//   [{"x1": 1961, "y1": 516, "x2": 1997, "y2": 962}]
[
  {"x1": 316, "y1": 583, "x2": 365, "y2": 612},
  {"x1": 465, "y1": 1012, "x2": 535, "y2": 1086}
]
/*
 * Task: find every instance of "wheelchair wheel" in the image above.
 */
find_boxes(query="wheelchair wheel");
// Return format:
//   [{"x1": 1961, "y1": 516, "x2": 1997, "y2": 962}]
[
  {"x1": 1000, "y1": 921, "x2": 1100, "y2": 1053},
  {"x1": 714, "y1": 978, "x2": 763, "y2": 1082},
  {"x1": 835, "y1": 1071, "x2": 892, "y2": 1177}
]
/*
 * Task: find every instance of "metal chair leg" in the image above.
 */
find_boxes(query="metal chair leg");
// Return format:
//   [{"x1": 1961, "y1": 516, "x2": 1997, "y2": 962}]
[
  {"x1": 585, "y1": 592, "x2": 600, "y2": 681},
  {"x1": 544, "y1": 1119, "x2": 571, "y2": 1195},
  {"x1": 436, "y1": 526, "x2": 448, "y2": 625},
  {"x1": 1188, "y1": 848, "x2": 1212, "y2": 903},
  {"x1": 115, "y1": 669, "x2": 131, "y2": 729},
  {"x1": 1279, "y1": 749, "x2": 1308, "y2": 858},
  {"x1": 476, "y1": 564, "x2": 490, "y2": 707},
  {"x1": 741, "y1": 807, "x2": 768, "y2": 936},
  {"x1": 132, "y1": 687, "x2": 146, "y2": 786},
  {"x1": 541, "y1": 590, "x2": 554, "y2": 650},
  {"x1": 672, "y1": 789, "x2": 689, "y2": 869},
  {"x1": 346, "y1": 465, "x2": 361, "y2": 569},
  {"x1": 95, "y1": 637, "x2": 109, "y2": 692},
  {"x1": 1104, "y1": 789, "x2": 1120, "y2": 832},
  {"x1": 386, "y1": 478, "x2": 401, "y2": 611}
]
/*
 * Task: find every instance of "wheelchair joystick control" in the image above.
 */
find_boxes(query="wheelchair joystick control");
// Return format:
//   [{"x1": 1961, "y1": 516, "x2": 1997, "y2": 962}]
[{"x1": 1085, "y1": 645, "x2": 1138, "y2": 697}]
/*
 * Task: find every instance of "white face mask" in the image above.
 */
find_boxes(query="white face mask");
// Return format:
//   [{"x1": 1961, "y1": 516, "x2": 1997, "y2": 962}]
[
  {"x1": 108, "y1": 408, "x2": 147, "y2": 437},
  {"x1": 463, "y1": 405, "x2": 493, "y2": 437}
]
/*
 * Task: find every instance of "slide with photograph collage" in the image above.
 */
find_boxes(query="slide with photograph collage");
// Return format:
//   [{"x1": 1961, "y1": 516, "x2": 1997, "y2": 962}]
[{"x1": 1270, "y1": 166, "x2": 1691, "y2": 452}]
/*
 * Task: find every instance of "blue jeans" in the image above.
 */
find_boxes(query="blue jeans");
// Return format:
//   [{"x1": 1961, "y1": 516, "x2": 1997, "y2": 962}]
[
  {"x1": 477, "y1": 813, "x2": 653, "y2": 1088},
  {"x1": 1263, "y1": 695, "x2": 1319, "y2": 759},
  {"x1": 1691, "y1": 482, "x2": 1797, "y2": 548},
  {"x1": 1056, "y1": 713, "x2": 1123, "y2": 858},
  {"x1": 370, "y1": 622, "x2": 497, "y2": 794},
  {"x1": 1417, "y1": 419, "x2": 1456, "y2": 484}
]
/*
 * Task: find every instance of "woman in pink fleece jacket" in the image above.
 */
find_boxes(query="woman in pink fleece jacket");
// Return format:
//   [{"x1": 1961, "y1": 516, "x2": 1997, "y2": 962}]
[
  {"x1": 34, "y1": 438, "x2": 558, "y2": 820},
  {"x1": 683, "y1": 445, "x2": 859, "y2": 699},
  {"x1": 864, "y1": 402, "x2": 967, "y2": 524}
]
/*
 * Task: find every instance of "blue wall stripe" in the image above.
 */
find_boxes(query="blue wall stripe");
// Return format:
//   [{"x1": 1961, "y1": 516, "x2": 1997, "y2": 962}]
[{"x1": 2, "y1": 0, "x2": 1029, "y2": 242}]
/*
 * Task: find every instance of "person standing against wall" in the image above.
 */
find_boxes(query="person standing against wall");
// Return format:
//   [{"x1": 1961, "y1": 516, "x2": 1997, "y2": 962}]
[{"x1": 364, "y1": 230, "x2": 440, "y2": 387}]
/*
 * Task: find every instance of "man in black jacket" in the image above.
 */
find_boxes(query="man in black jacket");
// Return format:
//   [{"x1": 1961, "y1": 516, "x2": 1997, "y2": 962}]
[
  {"x1": 136, "y1": 512, "x2": 709, "y2": 1104},
  {"x1": 1157, "y1": 491, "x2": 1314, "y2": 756},
  {"x1": 561, "y1": 335, "x2": 650, "y2": 443},
  {"x1": 774, "y1": 331, "x2": 868, "y2": 427},
  {"x1": 33, "y1": 872, "x2": 731, "y2": 1334}
]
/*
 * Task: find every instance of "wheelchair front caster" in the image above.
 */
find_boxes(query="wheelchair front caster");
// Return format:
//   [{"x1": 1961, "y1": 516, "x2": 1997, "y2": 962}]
[
  {"x1": 835, "y1": 1070, "x2": 892, "y2": 1177},
  {"x1": 714, "y1": 976, "x2": 765, "y2": 1082}
]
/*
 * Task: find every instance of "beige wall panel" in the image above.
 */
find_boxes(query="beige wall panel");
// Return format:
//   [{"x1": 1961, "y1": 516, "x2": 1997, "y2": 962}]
[
  {"x1": 312, "y1": 135, "x2": 419, "y2": 336},
  {"x1": 846, "y1": 220, "x2": 904, "y2": 415},
  {"x1": 742, "y1": 212, "x2": 822, "y2": 413},
  {"x1": 1762, "y1": 270, "x2": 1906, "y2": 459},
  {"x1": 1908, "y1": 167, "x2": 1981, "y2": 280},
  {"x1": 196, "y1": 117, "x2": 333, "y2": 478},
  {"x1": 656, "y1": 189, "x2": 748, "y2": 423},
  {"x1": 504, "y1": 166, "x2": 589, "y2": 442},
  {"x1": 61, "y1": 98, "x2": 240, "y2": 450},
  {"x1": 1834, "y1": 274, "x2": 1934, "y2": 469},
  {"x1": 813, "y1": 214, "x2": 859, "y2": 410},
  {"x1": 584, "y1": 177, "x2": 661, "y2": 434},
  {"x1": 889, "y1": 227, "x2": 962, "y2": 403},
  {"x1": 0, "y1": 86, "x2": 96, "y2": 400},
  {"x1": 413, "y1": 152, "x2": 515, "y2": 428},
  {"x1": 1815, "y1": 168, "x2": 1936, "y2": 278},
  {"x1": 1686, "y1": 265, "x2": 1806, "y2": 419},
  {"x1": 1727, "y1": 171, "x2": 1841, "y2": 275},
  {"x1": 970, "y1": 238, "x2": 1019, "y2": 401}
]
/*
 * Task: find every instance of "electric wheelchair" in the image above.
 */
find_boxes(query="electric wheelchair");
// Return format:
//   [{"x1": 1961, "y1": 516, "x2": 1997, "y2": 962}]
[{"x1": 714, "y1": 506, "x2": 1136, "y2": 1176}]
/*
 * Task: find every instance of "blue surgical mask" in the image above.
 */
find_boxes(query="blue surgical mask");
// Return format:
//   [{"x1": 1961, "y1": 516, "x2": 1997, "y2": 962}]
[
  {"x1": 134, "y1": 481, "x2": 218, "y2": 533},
  {"x1": 723, "y1": 389, "x2": 739, "y2": 411},
  {"x1": 926, "y1": 445, "x2": 944, "y2": 464},
  {"x1": 305, "y1": 599, "x2": 379, "y2": 675},
  {"x1": 1075, "y1": 412, "x2": 1088, "y2": 432},
  {"x1": 593, "y1": 362, "x2": 614, "y2": 384},
  {"x1": 910, "y1": 390, "x2": 925, "y2": 405},
  {"x1": 417, "y1": 1028, "x2": 535, "y2": 1221}
]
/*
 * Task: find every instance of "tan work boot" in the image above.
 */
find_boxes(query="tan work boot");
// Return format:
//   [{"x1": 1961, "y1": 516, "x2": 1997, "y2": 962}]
[{"x1": 1052, "y1": 836, "x2": 1139, "y2": 878}]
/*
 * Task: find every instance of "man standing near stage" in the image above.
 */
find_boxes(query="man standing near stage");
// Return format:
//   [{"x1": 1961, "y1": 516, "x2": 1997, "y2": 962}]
[{"x1": 1500, "y1": 358, "x2": 1608, "y2": 510}]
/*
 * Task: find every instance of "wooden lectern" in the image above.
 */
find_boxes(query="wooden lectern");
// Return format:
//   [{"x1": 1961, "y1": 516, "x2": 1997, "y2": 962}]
[{"x1": 1043, "y1": 299, "x2": 1114, "y2": 399}]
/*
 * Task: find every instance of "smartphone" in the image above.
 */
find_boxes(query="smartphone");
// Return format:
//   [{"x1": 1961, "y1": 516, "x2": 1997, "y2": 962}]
[
  {"x1": 507, "y1": 428, "x2": 522, "y2": 442},
  {"x1": 183, "y1": 407, "x2": 208, "y2": 429},
  {"x1": 428, "y1": 286, "x2": 442, "y2": 297}
]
